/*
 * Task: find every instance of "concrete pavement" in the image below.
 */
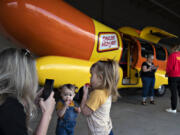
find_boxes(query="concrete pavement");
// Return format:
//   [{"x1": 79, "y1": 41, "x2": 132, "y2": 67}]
[{"x1": 30, "y1": 89, "x2": 180, "y2": 135}]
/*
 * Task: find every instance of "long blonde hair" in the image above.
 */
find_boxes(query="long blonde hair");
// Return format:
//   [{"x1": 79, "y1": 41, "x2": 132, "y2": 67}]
[
  {"x1": 90, "y1": 59, "x2": 120, "y2": 102},
  {"x1": 0, "y1": 48, "x2": 38, "y2": 120}
]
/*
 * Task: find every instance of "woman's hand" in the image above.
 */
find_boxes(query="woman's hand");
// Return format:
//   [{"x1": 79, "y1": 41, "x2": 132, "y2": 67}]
[
  {"x1": 148, "y1": 67, "x2": 152, "y2": 71},
  {"x1": 151, "y1": 65, "x2": 159, "y2": 71},
  {"x1": 34, "y1": 92, "x2": 55, "y2": 135},
  {"x1": 39, "y1": 92, "x2": 55, "y2": 116},
  {"x1": 35, "y1": 88, "x2": 44, "y2": 105}
]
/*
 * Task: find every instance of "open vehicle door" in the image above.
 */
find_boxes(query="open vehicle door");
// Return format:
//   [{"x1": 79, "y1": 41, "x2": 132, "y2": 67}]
[
  {"x1": 119, "y1": 26, "x2": 178, "y2": 44},
  {"x1": 140, "y1": 26, "x2": 178, "y2": 44}
]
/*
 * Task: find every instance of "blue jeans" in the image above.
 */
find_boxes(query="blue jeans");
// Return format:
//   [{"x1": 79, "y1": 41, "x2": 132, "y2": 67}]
[
  {"x1": 56, "y1": 120, "x2": 76, "y2": 135},
  {"x1": 109, "y1": 130, "x2": 114, "y2": 135},
  {"x1": 56, "y1": 100, "x2": 78, "y2": 135},
  {"x1": 141, "y1": 77, "x2": 155, "y2": 98}
]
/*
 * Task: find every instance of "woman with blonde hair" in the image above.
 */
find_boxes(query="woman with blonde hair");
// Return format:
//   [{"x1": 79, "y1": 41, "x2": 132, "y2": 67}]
[
  {"x1": 140, "y1": 54, "x2": 158, "y2": 105},
  {"x1": 80, "y1": 59, "x2": 120, "y2": 135},
  {"x1": 0, "y1": 48, "x2": 55, "y2": 135}
]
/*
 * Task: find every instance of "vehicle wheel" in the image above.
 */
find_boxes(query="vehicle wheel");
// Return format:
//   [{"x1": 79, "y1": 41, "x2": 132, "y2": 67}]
[{"x1": 155, "y1": 85, "x2": 166, "y2": 97}]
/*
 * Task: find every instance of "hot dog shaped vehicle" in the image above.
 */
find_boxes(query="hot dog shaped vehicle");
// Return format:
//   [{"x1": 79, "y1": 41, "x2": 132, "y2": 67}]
[{"x1": 0, "y1": 0, "x2": 177, "y2": 96}]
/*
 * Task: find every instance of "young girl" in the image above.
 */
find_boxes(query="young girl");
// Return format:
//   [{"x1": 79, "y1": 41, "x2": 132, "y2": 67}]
[
  {"x1": 56, "y1": 84, "x2": 81, "y2": 135},
  {"x1": 81, "y1": 59, "x2": 120, "y2": 135}
]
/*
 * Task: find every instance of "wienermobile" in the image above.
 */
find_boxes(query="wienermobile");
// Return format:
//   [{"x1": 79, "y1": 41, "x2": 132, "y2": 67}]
[{"x1": 0, "y1": 0, "x2": 177, "y2": 96}]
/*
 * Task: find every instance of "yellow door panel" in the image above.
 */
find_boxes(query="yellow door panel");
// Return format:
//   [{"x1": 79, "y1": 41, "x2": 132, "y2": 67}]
[
  {"x1": 140, "y1": 26, "x2": 178, "y2": 44},
  {"x1": 118, "y1": 27, "x2": 140, "y2": 38}
]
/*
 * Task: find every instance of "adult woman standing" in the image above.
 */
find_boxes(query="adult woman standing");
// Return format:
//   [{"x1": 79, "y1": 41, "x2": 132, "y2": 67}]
[
  {"x1": 0, "y1": 48, "x2": 55, "y2": 135},
  {"x1": 166, "y1": 44, "x2": 180, "y2": 113},
  {"x1": 141, "y1": 54, "x2": 158, "y2": 105}
]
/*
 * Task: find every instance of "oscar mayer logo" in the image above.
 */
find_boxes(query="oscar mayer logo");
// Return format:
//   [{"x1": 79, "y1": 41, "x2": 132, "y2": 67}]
[
  {"x1": 97, "y1": 32, "x2": 119, "y2": 52},
  {"x1": 177, "y1": 57, "x2": 180, "y2": 60}
]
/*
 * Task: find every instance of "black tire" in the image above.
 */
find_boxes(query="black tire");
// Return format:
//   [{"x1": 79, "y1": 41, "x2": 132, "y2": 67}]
[{"x1": 155, "y1": 85, "x2": 167, "y2": 97}]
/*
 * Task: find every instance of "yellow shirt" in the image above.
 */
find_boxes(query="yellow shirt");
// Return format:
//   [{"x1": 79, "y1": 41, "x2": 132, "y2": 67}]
[
  {"x1": 56, "y1": 100, "x2": 75, "y2": 110},
  {"x1": 86, "y1": 89, "x2": 112, "y2": 135},
  {"x1": 86, "y1": 89, "x2": 109, "y2": 111}
]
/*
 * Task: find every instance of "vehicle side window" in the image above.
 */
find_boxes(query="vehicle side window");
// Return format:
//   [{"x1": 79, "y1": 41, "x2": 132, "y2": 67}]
[
  {"x1": 155, "y1": 45, "x2": 166, "y2": 61},
  {"x1": 141, "y1": 41, "x2": 154, "y2": 58}
]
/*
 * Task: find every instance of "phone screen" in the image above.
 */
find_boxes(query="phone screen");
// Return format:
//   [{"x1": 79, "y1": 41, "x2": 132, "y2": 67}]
[{"x1": 41, "y1": 79, "x2": 54, "y2": 100}]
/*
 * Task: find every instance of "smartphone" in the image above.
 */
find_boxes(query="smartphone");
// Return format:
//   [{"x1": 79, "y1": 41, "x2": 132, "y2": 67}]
[{"x1": 41, "y1": 79, "x2": 54, "y2": 100}]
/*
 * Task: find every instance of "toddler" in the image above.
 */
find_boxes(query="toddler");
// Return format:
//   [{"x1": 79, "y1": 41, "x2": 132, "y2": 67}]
[{"x1": 56, "y1": 84, "x2": 81, "y2": 135}]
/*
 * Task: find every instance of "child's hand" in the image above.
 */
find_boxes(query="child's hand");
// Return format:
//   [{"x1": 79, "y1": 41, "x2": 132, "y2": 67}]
[
  {"x1": 85, "y1": 83, "x2": 93, "y2": 93},
  {"x1": 83, "y1": 84, "x2": 89, "y2": 95},
  {"x1": 85, "y1": 83, "x2": 90, "y2": 87},
  {"x1": 74, "y1": 107, "x2": 81, "y2": 113},
  {"x1": 65, "y1": 100, "x2": 71, "y2": 107}
]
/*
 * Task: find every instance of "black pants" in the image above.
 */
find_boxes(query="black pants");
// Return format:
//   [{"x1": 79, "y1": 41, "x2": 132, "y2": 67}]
[{"x1": 168, "y1": 77, "x2": 180, "y2": 110}]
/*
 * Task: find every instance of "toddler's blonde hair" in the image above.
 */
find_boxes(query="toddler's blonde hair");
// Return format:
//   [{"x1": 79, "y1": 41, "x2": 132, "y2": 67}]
[{"x1": 90, "y1": 59, "x2": 120, "y2": 102}]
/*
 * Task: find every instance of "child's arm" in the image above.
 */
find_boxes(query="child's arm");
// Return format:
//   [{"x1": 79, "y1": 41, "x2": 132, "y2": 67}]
[
  {"x1": 74, "y1": 107, "x2": 81, "y2": 113},
  {"x1": 57, "y1": 101, "x2": 70, "y2": 118},
  {"x1": 80, "y1": 85, "x2": 93, "y2": 116},
  {"x1": 81, "y1": 105, "x2": 93, "y2": 116}
]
